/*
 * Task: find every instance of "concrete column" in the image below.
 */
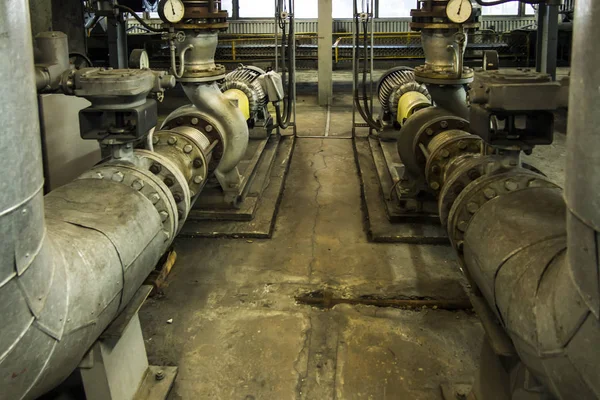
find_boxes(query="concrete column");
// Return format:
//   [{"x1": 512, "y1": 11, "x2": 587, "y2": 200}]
[{"x1": 318, "y1": 0, "x2": 333, "y2": 106}]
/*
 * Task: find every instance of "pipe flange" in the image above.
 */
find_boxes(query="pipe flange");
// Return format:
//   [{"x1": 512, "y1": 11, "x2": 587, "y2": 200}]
[
  {"x1": 162, "y1": 111, "x2": 223, "y2": 172},
  {"x1": 179, "y1": 64, "x2": 227, "y2": 83},
  {"x1": 134, "y1": 150, "x2": 191, "y2": 232},
  {"x1": 447, "y1": 170, "x2": 559, "y2": 252},
  {"x1": 415, "y1": 63, "x2": 475, "y2": 85},
  {"x1": 79, "y1": 165, "x2": 177, "y2": 241},
  {"x1": 154, "y1": 128, "x2": 212, "y2": 196},
  {"x1": 425, "y1": 132, "x2": 482, "y2": 192},
  {"x1": 438, "y1": 155, "x2": 511, "y2": 227},
  {"x1": 412, "y1": 115, "x2": 470, "y2": 173}
]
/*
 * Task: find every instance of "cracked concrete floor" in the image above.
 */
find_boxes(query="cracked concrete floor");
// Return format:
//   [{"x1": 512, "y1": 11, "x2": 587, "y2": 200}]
[{"x1": 139, "y1": 131, "x2": 486, "y2": 399}]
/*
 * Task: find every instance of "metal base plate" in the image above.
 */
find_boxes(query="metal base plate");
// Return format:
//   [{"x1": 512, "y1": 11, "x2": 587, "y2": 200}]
[
  {"x1": 179, "y1": 135, "x2": 295, "y2": 238},
  {"x1": 134, "y1": 366, "x2": 178, "y2": 400},
  {"x1": 354, "y1": 136, "x2": 448, "y2": 244}
]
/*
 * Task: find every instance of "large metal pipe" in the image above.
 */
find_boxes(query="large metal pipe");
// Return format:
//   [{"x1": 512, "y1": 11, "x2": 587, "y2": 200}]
[
  {"x1": 412, "y1": 0, "x2": 600, "y2": 396},
  {"x1": 0, "y1": 3, "x2": 199, "y2": 399}
]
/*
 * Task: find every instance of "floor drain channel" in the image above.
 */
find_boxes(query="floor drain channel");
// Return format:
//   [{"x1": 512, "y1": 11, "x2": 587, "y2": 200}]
[{"x1": 295, "y1": 290, "x2": 472, "y2": 311}]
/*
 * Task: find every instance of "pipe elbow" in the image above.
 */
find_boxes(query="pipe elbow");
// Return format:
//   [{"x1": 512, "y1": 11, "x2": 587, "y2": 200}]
[{"x1": 181, "y1": 83, "x2": 249, "y2": 175}]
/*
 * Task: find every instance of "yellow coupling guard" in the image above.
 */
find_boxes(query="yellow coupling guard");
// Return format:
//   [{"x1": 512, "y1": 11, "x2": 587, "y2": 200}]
[
  {"x1": 397, "y1": 91, "x2": 431, "y2": 127},
  {"x1": 223, "y1": 88, "x2": 251, "y2": 120}
]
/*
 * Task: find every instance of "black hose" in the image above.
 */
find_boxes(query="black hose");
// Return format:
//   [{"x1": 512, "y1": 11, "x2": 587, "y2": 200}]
[
  {"x1": 475, "y1": 0, "x2": 544, "y2": 6},
  {"x1": 274, "y1": 0, "x2": 295, "y2": 130},
  {"x1": 113, "y1": 4, "x2": 166, "y2": 33},
  {"x1": 352, "y1": 3, "x2": 382, "y2": 131}
]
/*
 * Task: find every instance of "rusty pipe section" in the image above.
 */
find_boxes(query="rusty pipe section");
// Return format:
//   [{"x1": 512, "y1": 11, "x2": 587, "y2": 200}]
[{"x1": 0, "y1": 3, "x2": 210, "y2": 399}]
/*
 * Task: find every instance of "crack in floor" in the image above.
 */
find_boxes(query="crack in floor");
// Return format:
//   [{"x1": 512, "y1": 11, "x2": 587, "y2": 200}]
[{"x1": 308, "y1": 140, "x2": 328, "y2": 282}]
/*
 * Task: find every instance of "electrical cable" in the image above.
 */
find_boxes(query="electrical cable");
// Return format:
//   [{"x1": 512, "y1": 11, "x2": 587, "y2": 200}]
[
  {"x1": 274, "y1": 0, "x2": 295, "y2": 130},
  {"x1": 113, "y1": 4, "x2": 166, "y2": 33},
  {"x1": 352, "y1": 0, "x2": 382, "y2": 131},
  {"x1": 475, "y1": 0, "x2": 544, "y2": 6}
]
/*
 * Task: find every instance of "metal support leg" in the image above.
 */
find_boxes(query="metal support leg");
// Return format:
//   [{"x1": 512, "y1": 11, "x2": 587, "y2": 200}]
[
  {"x1": 536, "y1": 4, "x2": 559, "y2": 80},
  {"x1": 79, "y1": 286, "x2": 177, "y2": 400}
]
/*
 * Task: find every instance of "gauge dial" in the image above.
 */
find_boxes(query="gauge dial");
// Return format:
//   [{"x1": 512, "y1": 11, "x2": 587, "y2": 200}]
[
  {"x1": 158, "y1": 0, "x2": 186, "y2": 24},
  {"x1": 446, "y1": 0, "x2": 473, "y2": 24}
]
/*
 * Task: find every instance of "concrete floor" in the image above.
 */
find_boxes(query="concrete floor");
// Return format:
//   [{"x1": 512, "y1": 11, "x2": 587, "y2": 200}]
[{"x1": 140, "y1": 75, "x2": 568, "y2": 399}]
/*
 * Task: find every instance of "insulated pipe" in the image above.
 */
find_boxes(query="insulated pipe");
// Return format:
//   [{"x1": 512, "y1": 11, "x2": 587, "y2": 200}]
[
  {"x1": 412, "y1": 0, "x2": 600, "y2": 395},
  {"x1": 0, "y1": 3, "x2": 199, "y2": 399}
]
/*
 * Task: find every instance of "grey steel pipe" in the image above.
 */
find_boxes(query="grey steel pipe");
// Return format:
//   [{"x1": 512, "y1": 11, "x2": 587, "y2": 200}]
[
  {"x1": 426, "y1": 0, "x2": 600, "y2": 396},
  {"x1": 0, "y1": 3, "x2": 195, "y2": 399}
]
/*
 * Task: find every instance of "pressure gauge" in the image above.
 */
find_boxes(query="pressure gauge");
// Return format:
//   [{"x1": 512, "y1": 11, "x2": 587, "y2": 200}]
[
  {"x1": 446, "y1": 0, "x2": 473, "y2": 24},
  {"x1": 158, "y1": 0, "x2": 186, "y2": 24}
]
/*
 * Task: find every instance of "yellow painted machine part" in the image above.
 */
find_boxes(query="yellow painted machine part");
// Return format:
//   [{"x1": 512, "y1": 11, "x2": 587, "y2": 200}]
[
  {"x1": 397, "y1": 91, "x2": 431, "y2": 127},
  {"x1": 223, "y1": 89, "x2": 251, "y2": 120}
]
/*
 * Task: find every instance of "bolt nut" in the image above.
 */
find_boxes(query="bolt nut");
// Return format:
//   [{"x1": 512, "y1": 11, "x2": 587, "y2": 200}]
[
  {"x1": 168, "y1": 137, "x2": 178, "y2": 145},
  {"x1": 457, "y1": 221, "x2": 468, "y2": 232},
  {"x1": 149, "y1": 193, "x2": 161, "y2": 204},
  {"x1": 183, "y1": 144, "x2": 193, "y2": 154},
  {"x1": 155, "y1": 370, "x2": 165, "y2": 381},
  {"x1": 458, "y1": 141, "x2": 467, "y2": 150},
  {"x1": 205, "y1": 125, "x2": 213, "y2": 132},
  {"x1": 440, "y1": 121, "x2": 449, "y2": 129},
  {"x1": 440, "y1": 149, "x2": 450, "y2": 158},
  {"x1": 163, "y1": 231, "x2": 171, "y2": 241},
  {"x1": 191, "y1": 117, "x2": 199, "y2": 125},
  {"x1": 431, "y1": 165, "x2": 441, "y2": 174},
  {"x1": 193, "y1": 158, "x2": 203, "y2": 168},
  {"x1": 504, "y1": 180, "x2": 519, "y2": 191},
  {"x1": 426, "y1": 128, "x2": 434, "y2": 136},
  {"x1": 173, "y1": 193, "x2": 183, "y2": 203},
  {"x1": 484, "y1": 188, "x2": 497, "y2": 199},
  {"x1": 159, "y1": 211, "x2": 169, "y2": 222},
  {"x1": 112, "y1": 172, "x2": 124, "y2": 182},
  {"x1": 193, "y1": 175, "x2": 203, "y2": 184},
  {"x1": 150, "y1": 164, "x2": 162, "y2": 174},
  {"x1": 94, "y1": 172, "x2": 104, "y2": 179},
  {"x1": 467, "y1": 202, "x2": 479, "y2": 214},
  {"x1": 132, "y1": 180, "x2": 145, "y2": 190},
  {"x1": 164, "y1": 177, "x2": 174, "y2": 187},
  {"x1": 430, "y1": 182, "x2": 440, "y2": 190}
]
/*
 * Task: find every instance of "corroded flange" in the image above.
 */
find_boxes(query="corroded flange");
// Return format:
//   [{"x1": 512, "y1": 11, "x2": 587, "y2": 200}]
[
  {"x1": 424, "y1": 130, "x2": 482, "y2": 192},
  {"x1": 153, "y1": 127, "x2": 212, "y2": 197},
  {"x1": 134, "y1": 150, "x2": 191, "y2": 231},
  {"x1": 161, "y1": 111, "x2": 223, "y2": 173},
  {"x1": 447, "y1": 170, "x2": 560, "y2": 252}
]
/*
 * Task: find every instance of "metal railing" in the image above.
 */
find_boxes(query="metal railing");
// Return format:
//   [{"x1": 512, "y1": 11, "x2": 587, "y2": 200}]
[{"x1": 213, "y1": 31, "x2": 530, "y2": 66}]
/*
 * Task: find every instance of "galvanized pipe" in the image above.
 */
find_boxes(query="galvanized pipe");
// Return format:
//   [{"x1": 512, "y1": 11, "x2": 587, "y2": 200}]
[
  {"x1": 0, "y1": 3, "x2": 198, "y2": 399},
  {"x1": 418, "y1": 0, "x2": 600, "y2": 396}
]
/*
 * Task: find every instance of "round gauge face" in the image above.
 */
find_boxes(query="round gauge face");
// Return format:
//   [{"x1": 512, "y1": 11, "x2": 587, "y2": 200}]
[
  {"x1": 446, "y1": 0, "x2": 473, "y2": 24},
  {"x1": 158, "y1": 0, "x2": 186, "y2": 24},
  {"x1": 138, "y1": 51, "x2": 150, "y2": 69}
]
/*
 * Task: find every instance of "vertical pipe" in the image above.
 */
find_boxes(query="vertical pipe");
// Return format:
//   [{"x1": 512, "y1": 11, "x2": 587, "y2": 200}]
[
  {"x1": 565, "y1": 0, "x2": 600, "y2": 316},
  {"x1": 318, "y1": 0, "x2": 333, "y2": 106}
]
